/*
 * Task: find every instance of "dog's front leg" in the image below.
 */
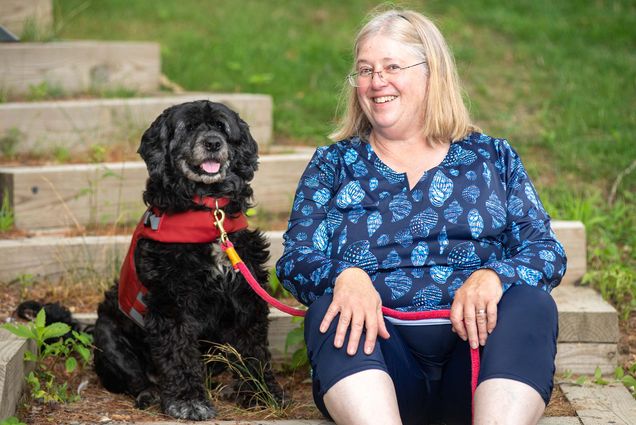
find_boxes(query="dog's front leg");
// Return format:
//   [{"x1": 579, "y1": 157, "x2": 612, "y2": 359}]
[{"x1": 145, "y1": 314, "x2": 216, "y2": 420}]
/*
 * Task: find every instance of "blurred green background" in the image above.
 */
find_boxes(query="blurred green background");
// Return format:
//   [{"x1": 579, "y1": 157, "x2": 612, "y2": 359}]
[{"x1": 48, "y1": 0, "x2": 634, "y2": 315}]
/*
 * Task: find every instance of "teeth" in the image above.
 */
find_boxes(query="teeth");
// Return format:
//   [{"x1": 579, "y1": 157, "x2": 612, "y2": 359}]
[{"x1": 373, "y1": 96, "x2": 397, "y2": 104}]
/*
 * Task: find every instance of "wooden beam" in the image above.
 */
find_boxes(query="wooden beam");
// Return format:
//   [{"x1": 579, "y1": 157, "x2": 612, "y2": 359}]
[
  {"x1": 555, "y1": 343, "x2": 617, "y2": 375},
  {"x1": 553, "y1": 286, "x2": 618, "y2": 343},
  {"x1": 560, "y1": 383, "x2": 636, "y2": 425},
  {"x1": 0, "y1": 152, "x2": 311, "y2": 230},
  {"x1": 0, "y1": 42, "x2": 159, "y2": 97},
  {"x1": 551, "y1": 220, "x2": 586, "y2": 285},
  {"x1": 0, "y1": 329, "x2": 35, "y2": 420},
  {"x1": 0, "y1": 94, "x2": 272, "y2": 155}
]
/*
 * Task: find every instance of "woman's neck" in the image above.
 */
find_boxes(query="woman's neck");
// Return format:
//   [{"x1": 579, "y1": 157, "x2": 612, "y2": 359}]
[{"x1": 369, "y1": 131, "x2": 450, "y2": 189}]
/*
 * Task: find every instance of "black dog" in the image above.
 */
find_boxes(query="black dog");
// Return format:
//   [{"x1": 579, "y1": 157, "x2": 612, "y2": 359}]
[{"x1": 92, "y1": 100, "x2": 284, "y2": 420}]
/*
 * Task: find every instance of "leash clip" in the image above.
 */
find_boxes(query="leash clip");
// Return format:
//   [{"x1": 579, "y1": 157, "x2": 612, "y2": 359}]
[{"x1": 213, "y1": 200, "x2": 229, "y2": 244}]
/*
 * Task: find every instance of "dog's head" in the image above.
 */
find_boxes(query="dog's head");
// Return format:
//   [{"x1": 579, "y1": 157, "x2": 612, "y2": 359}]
[{"x1": 138, "y1": 100, "x2": 259, "y2": 213}]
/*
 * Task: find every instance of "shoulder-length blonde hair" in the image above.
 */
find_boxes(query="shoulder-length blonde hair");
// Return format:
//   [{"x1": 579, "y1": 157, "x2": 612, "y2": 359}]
[{"x1": 329, "y1": 8, "x2": 477, "y2": 144}]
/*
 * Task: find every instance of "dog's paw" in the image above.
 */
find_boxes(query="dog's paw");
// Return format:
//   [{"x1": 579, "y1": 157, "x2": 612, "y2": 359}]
[
  {"x1": 135, "y1": 387, "x2": 160, "y2": 410},
  {"x1": 164, "y1": 399, "x2": 216, "y2": 420}
]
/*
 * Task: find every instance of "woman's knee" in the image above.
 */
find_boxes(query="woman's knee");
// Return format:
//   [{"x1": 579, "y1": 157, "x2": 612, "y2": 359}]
[{"x1": 501, "y1": 285, "x2": 558, "y2": 324}]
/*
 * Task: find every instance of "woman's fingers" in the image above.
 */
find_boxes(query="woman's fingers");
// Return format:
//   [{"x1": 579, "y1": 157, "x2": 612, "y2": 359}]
[
  {"x1": 450, "y1": 301, "x2": 467, "y2": 341},
  {"x1": 476, "y1": 306, "x2": 488, "y2": 346}
]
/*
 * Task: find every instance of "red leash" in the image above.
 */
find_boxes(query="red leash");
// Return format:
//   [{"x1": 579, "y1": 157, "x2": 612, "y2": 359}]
[{"x1": 213, "y1": 206, "x2": 479, "y2": 418}]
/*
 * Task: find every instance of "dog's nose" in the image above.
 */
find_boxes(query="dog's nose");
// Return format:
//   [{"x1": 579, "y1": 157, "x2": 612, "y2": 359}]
[{"x1": 203, "y1": 139, "x2": 222, "y2": 152}]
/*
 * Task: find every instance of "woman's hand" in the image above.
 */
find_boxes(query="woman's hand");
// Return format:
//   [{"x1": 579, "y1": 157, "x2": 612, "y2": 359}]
[
  {"x1": 319, "y1": 267, "x2": 390, "y2": 356},
  {"x1": 450, "y1": 269, "x2": 503, "y2": 349}
]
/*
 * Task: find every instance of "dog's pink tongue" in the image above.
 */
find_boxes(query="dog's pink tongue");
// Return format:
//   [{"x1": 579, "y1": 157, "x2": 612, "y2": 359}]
[{"x1": 201, "y1": 161, "x2": 221, "y2": 173}]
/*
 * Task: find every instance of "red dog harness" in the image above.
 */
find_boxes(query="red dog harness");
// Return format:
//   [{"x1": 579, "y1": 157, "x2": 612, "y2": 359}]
[{"x1": 118, "y1": 197, "x2": 248, "y2": 327}]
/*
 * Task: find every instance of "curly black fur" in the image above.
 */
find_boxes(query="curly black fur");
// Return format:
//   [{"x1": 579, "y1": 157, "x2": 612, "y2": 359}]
[{"x1": 92, "y1": 100, "x2": 284, "y2": 420}]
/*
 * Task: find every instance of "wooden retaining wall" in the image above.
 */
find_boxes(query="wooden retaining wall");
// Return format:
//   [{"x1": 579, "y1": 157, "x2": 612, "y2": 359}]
[
  {"x1": 0, "y1": 41, "x2": 160, "y2": 97},
  {"x1": 0, "y1": 93, "x2": 273, "y2": 155},
  {"x1": 0, "y1": 153, "x2": 310, "y2": 230}
]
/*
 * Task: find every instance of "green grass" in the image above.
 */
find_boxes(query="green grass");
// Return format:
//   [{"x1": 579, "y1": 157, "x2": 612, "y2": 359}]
[{"x1": 50, "y1": 1, "x2": 635, "y2": 314}]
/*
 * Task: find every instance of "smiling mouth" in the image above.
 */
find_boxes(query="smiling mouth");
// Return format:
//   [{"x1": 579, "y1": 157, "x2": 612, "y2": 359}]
[
  {"x1": 200, "y1": 160, "x2": 221, "y2": 174},
  {"x1": 373, "y1": 95, "x2": 397, "y2": 104}
]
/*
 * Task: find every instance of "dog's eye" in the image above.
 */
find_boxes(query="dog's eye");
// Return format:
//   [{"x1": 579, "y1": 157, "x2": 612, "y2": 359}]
[
  {"x1": 186, "y1": 123, "x2": 198, "y2": 132},
  {"x1": 214, "y1": 121, "x2": 226, "y2": 134}
]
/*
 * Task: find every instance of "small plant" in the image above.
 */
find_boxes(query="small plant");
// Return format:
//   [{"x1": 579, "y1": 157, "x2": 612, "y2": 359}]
[
  {"x1": 0, "y1": 128, "x2": 22, "y2": 159},
  {"x1": 53, "y1": 146, "x2": 71, "y2": 163},
  {"x1": 89, "y1": 144, "x2": 107, "y2": 163},
  {"x1": 204, "y1": 343, "x2": 285, "y2": 412},
  {"x1": 0, "y1": 189, "x2": 14, "y2": 232},
  {"x1": 562, "y1": 364, "x2": 636, "y2": 399},
  {"x1": 1, "y1": 309, "x2": 93, "y2": 404},
  {"x1": 285, "y1": 316, "x2": 309, "y2": 369},
  {"x1": 26, "y1": 81, "x2": 65, "y2": 101}
]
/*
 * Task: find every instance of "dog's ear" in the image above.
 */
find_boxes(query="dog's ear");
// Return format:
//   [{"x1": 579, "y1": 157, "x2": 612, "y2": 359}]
[
  {"x1": 138, "y1": 108, "x2": 173, "y2": 180},
  {"x1": 236, "y1": 117, "x2": 259, "y2": 181}
]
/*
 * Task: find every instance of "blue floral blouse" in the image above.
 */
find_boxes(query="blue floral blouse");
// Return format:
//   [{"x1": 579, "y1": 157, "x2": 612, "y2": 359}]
[{"x1": 275, "y1": 132, "x2": 567, "y2": 311}]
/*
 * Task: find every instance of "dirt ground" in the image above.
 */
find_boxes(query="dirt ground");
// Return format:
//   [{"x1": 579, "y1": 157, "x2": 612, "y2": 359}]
[{"x1": 5, "y1": 278, "x2": 634, "y2": 423}]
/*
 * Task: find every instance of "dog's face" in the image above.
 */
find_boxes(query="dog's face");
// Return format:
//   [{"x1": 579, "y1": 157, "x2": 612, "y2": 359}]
[{"x1": 138, "y1": 100, "x2": 258, "y2": 196}]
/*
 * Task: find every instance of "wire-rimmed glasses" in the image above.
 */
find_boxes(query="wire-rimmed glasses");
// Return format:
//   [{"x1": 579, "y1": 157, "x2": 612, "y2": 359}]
[{"x1": 347, "y1": 61, "x2": 427, "y2": 87}]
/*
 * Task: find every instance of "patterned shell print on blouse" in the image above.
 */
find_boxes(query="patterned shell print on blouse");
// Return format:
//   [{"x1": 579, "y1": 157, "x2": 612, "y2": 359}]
[{"x1": 276, "y1": 132, "x2": 567, "y2": 311}]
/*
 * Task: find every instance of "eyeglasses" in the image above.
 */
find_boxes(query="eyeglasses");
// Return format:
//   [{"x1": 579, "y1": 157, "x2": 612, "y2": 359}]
[{"x1": 347, "y1": 61, "x2": 427, "y2": 87}]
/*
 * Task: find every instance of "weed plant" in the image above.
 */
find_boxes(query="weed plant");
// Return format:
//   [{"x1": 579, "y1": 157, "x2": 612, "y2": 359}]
[
  {"x1": 0, "y1": 189, "x2": 14, "y2": 231},
  {"x1": 1, "y1": 309, "x2": 93, "y2": 404},
  {"x1": 204, "y1": 343, "x2": 286, "y2": 414}
]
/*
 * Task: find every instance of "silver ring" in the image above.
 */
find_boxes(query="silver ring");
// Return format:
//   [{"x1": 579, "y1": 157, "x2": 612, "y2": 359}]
[{"x1": 476, "y1": 309, "x2": 486, "y2": 315}]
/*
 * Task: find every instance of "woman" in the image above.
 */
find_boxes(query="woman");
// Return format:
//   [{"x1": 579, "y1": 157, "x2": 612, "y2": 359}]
[{"x1": 276, "y1": 8, "x2": 566, "y2": 425}]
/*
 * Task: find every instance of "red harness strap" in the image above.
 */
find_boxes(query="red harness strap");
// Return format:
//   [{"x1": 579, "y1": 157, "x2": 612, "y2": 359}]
[{"x1": 118, "y1": 197, "x2": 248, "y2": 327}]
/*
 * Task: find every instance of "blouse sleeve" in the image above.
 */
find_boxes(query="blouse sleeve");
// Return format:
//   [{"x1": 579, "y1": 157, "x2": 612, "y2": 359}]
[
  {"x1": 480, "y1": 140, "x2": 567, "y2": 293},
  {"x1": 275, "y1": 146, "x2": 354, "y2": 306}
]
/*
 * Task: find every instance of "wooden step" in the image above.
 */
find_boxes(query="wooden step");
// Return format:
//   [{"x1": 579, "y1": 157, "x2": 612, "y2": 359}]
[
  {"x1": 553, "y1": 285, "x2": 619, "y2": 375},
  {"x1": 0, "y1": 0, "x2": 52, "y2": 38},
  {"x1": 0, "y1": 93, "x2": 272, "y2": 156},
  {"x1": 0, "y1": 222, "x2": 581, "y2": 285},
  {"x1": 0, "y1": 329, "x2": 35, "y2": 420},
  {"x1": 0, "y1": 41, "x2": 160, "y2": 97},
  {"x1": 0, "y1": 152, "x2": 311, "y2": 230}
]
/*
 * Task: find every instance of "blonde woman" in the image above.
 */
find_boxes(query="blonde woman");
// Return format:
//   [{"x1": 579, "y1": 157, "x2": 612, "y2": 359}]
[{"x1": 277, "y1": 8, "x2": 565, "y2": 425}]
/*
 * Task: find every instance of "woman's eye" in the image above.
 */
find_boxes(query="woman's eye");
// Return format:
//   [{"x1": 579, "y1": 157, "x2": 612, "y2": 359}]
[
  {"x1": 386, "y1": 64, "x2": 401, "y2": 72},
  {"x1": 358, "y1": 68, "x2": 373, "y2": 76}
]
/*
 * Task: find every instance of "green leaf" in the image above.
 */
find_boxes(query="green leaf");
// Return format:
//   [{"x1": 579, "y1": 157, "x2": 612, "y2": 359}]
[
  {"x1": 291, "y1": 347, "x2": 308, "y2": 368},
  {"x1": 41, "y1": 322, "x2": 70, "y2": 340},
  {"x1": 35, "y1": 308, "x2": 46, "y2": 329},
  {"x1": 575, "y1": 376, "x2": 587, "y2": 385},
  {"x1": 594, "y1": 366, "x2": 602, "y2": 380},
  {"x1": 23, "y1": 350, "x2": 37, "y2": 362},
  {"x1": 615, "y1": 367, "x2": 625, "y2": 380},
  {"x1": 622, "y1": 375, "x2": 636, "y2": 389},
  {"x1": 1, "y1": 323, "x2": 35, "y2": 339},
  {"x1": 65, "y1": 357, "x2": 77, "y2": 373},
  {"x1": 285, "y1": 327, "x2": 304, "y2": 352},
  {"x1": 72, "y1": 330, "x2": 92, "y2": 346},
  {"x1": 75, "y1": 345, "x2": 91, "y2": 363}
]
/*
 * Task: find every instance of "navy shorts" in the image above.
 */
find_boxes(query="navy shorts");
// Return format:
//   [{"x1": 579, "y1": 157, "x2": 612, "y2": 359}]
[{"x1": 304, "y1": 285, "x2": 558, "y2": 425}]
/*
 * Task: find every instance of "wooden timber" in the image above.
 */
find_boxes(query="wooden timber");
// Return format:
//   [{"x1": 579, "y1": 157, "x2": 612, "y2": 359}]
[
  {"x1": 0, "y1": 93, "x2": 273, "y2": 155},
  {"x1": 0, "y1": 153, "x2": 310, "y2": 230},
  {"x1": 0, "y1": 41, "x2": 160, "y2": 97}
]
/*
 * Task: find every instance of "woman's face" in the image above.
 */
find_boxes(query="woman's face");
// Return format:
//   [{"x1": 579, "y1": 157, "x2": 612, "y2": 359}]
[{"x1": 355, "y1": 34, "x2": 428, "y2": 140}]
